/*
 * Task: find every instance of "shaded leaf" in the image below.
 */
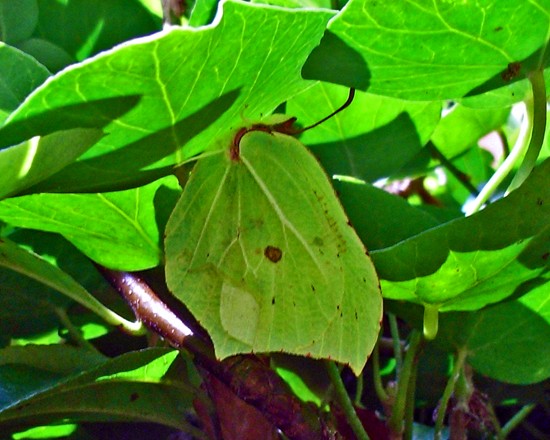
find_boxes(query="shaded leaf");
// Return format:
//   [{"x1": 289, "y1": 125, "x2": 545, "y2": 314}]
[
  {"x1": 33, "y1": 0, "x2": 161, "y2": 61},
  {"x1": 372, "y1": 158, "x2": 550, "y2": 311},
  {"x1": 0, "y1": 43, "x2": 49, "y2": 124},
  {"x1": 165, "y1": 131, "x2": 382, "y2": 374},
  {"x1": 0, "y1": 0, "x2": 38, "y2": 44},
  {"x1": 0, "y1": 235, "x2": 135, "y2": 330},
  {"x1": 0, "y1": 348, "x2": 196, "y2": 433},
  {"x1": 0, "y1": 128, "x2": 103, "y2": 200},
  {"x1": 0, "y1": 176, "x2": 181, "y2": 270},
  {"x1": 14, "y1": 38, "x2": 74, "y2": 73},
  {"x1": 333, "y1": 178, "x2": 440, "y2": 251}
]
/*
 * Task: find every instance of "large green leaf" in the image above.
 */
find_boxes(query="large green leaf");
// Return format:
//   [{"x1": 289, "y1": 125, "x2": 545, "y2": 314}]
[
  {"x1": 0, "y1": 176, "x2": 181, "y2": 270},
  {"x1": 372, "y1": 158, "x2": 550, "y2": 312},
  {"x1": 165, "y1": 130, "x2": 382, "y2": 374},
  {"x1": 0, "y1": 348, "x2": 196, "y2": 433},
  {"x1": 288, "y1": 83, "x2": 441, "y2": 182},
  {"x1": 325, "y1": 0, "x2": 550, "y2": 99},
  {"x1": 0, "y1": 0, "x2": 334, "y2": 191}
]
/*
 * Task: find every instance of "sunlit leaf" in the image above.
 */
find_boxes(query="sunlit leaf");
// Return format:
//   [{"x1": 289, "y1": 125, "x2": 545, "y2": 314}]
[
  {"x1": 325, "y1": 0, "x2": 550, "y2": 99},
  {"x1": 0, "y1": 176, "x2": 181, "y2": 270}
]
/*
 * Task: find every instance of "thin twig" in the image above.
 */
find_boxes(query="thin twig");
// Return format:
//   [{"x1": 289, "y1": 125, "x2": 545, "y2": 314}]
[
  {"x1": 388, "y1": 313, "x2": 403, "y2": 379},
  {"x1": 434, "y1": 349, "x2": 468, "y2": 440}
]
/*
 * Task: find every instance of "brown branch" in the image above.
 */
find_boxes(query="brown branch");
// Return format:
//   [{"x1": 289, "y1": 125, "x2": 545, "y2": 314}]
[{"x1": 96, "y1": 265, "x2": 339, "y2": 440}]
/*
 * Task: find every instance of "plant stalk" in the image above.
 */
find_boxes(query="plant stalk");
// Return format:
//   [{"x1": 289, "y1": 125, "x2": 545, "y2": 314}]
[
  {"x1": 388, "y1": 331, "x2": 423, "y2": 436},
  {"x1": 434, "y1": 348, "x2": 468, "y2": 440},
  {"x1": 388, "y1": 313, "x2": 403, "y2": 378},
  {"x1": 326, "y1": 361, "x2": 371, "y2": 440},
  {"x1": 498, "y1": 404, "x2": 536, "y2": 440}
]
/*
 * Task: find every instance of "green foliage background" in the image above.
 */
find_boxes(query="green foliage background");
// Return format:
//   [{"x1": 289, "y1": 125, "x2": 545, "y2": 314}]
[{"x1": 0, "y1": 0, "x2": 548, "y2": 438}]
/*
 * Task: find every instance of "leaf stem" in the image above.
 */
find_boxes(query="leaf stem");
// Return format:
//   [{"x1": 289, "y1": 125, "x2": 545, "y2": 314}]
[
  {"x1": 427, "y1": 142, "x2": 480, "y2": 197},
  {"x1": 388, "y1": 331, "x2": 423, "y2": 436},
  {"x1": 507, "y1": 69, "x2": 547, "y2": 193},
  {"x1": 434, "y1": 348, "x2": 468, "y2": 440},
  {"x1": 326, "y1": 361, "x2": 371, "y2": 440},
  {"x1": 498, "y1": 404, "x2": 536, "y2": 440},
  {"x1": 354, "y1": 371, "x2": 364, "y2": 406},
  {"x1": 53, "y1": 306, "x2": 98, "y2": 352},
  {"x1": 388, "y1": 313, "x2": 403, "y2": 379},
  {"x1": 294, "y1": 88, "x2": 355, "y2": 134},
  {"x1": 465, "y1": 68, "x2": 546, "y2": 216}
]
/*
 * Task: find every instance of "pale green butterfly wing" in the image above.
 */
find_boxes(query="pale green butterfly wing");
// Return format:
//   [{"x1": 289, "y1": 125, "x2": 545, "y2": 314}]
[{"x1": 165, "y1": 130, "x2": 382, "y2": 373}]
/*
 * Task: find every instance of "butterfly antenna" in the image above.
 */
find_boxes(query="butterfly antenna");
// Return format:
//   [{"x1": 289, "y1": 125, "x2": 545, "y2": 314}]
[{"x1": 293, "y1": 88, "x2": 356, "y2": 134}]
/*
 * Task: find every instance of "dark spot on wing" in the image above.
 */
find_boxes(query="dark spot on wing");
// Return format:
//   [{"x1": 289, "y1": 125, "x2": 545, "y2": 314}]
[{"x1": 264, "y1": 245, "x2": 283, "y2": 262}]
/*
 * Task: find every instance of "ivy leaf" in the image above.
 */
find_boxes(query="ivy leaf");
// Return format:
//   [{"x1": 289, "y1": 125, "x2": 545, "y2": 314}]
[
  {"x1": 165, "y1": 130, "x2": 382, "y2": 374},
  {"x1": 0, "y1": 176, "x2": 181, "y2": 270},
  {"x1": 0, "y1": 0, "x2": 334, "y2": 191},
  {"x1": 325, "y1": 0, "x2": 550, "y2": 99},
  {"x1": 372, "y1": 158, "x2": 550, "y2": 312}
]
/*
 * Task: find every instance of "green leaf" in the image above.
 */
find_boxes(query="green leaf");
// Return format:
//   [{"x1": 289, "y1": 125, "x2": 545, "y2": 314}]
[
  {"x1": 0, "y1": 128, "x2": 103, "y2": 200},
  {"x1": 0, "y1": 348, "x2": 196, "y2": 433},
  {"x1": 0, "y1": 0, "x2": 38, "y2": 44},
  {"x1": 165, "y1": 130, "x2": 382, "y2": 374},
  {"x1": 372, "y1": 158, "x2": 550, "y2": 311},
  {"x1": 288, "y1": 83, "x2": 441, "y2": 182},
  {"x1": 14, "y1": 38, "x2": 75, "y2": 73},
  {"x1": 1, "y1": 1, "x2": 334, "y2": 191},
  {"x1": 0, "y1": 236, "x2": 131, "y2": 327},
  {"x1": 435, "y1": 279, "x2": 550, "y2": 385},
  {"x1": 0, "y1": 43, "x2": 49, "y2": 124},
  {"x1": 0, "y1": 230, "x2": 116, "y2": 339},
  {"x1": 0, "y1": 176, "x2": 181, "y2": 270},
  {"x1": 327, "y1": 0, "x2": 550, "y2": 99},
  {"x1": 34, "y1": 0, "x2": 161, "y2": 61},
  {"x1": 333, "y1": 178, "x2": 440, "y2": 251}
]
